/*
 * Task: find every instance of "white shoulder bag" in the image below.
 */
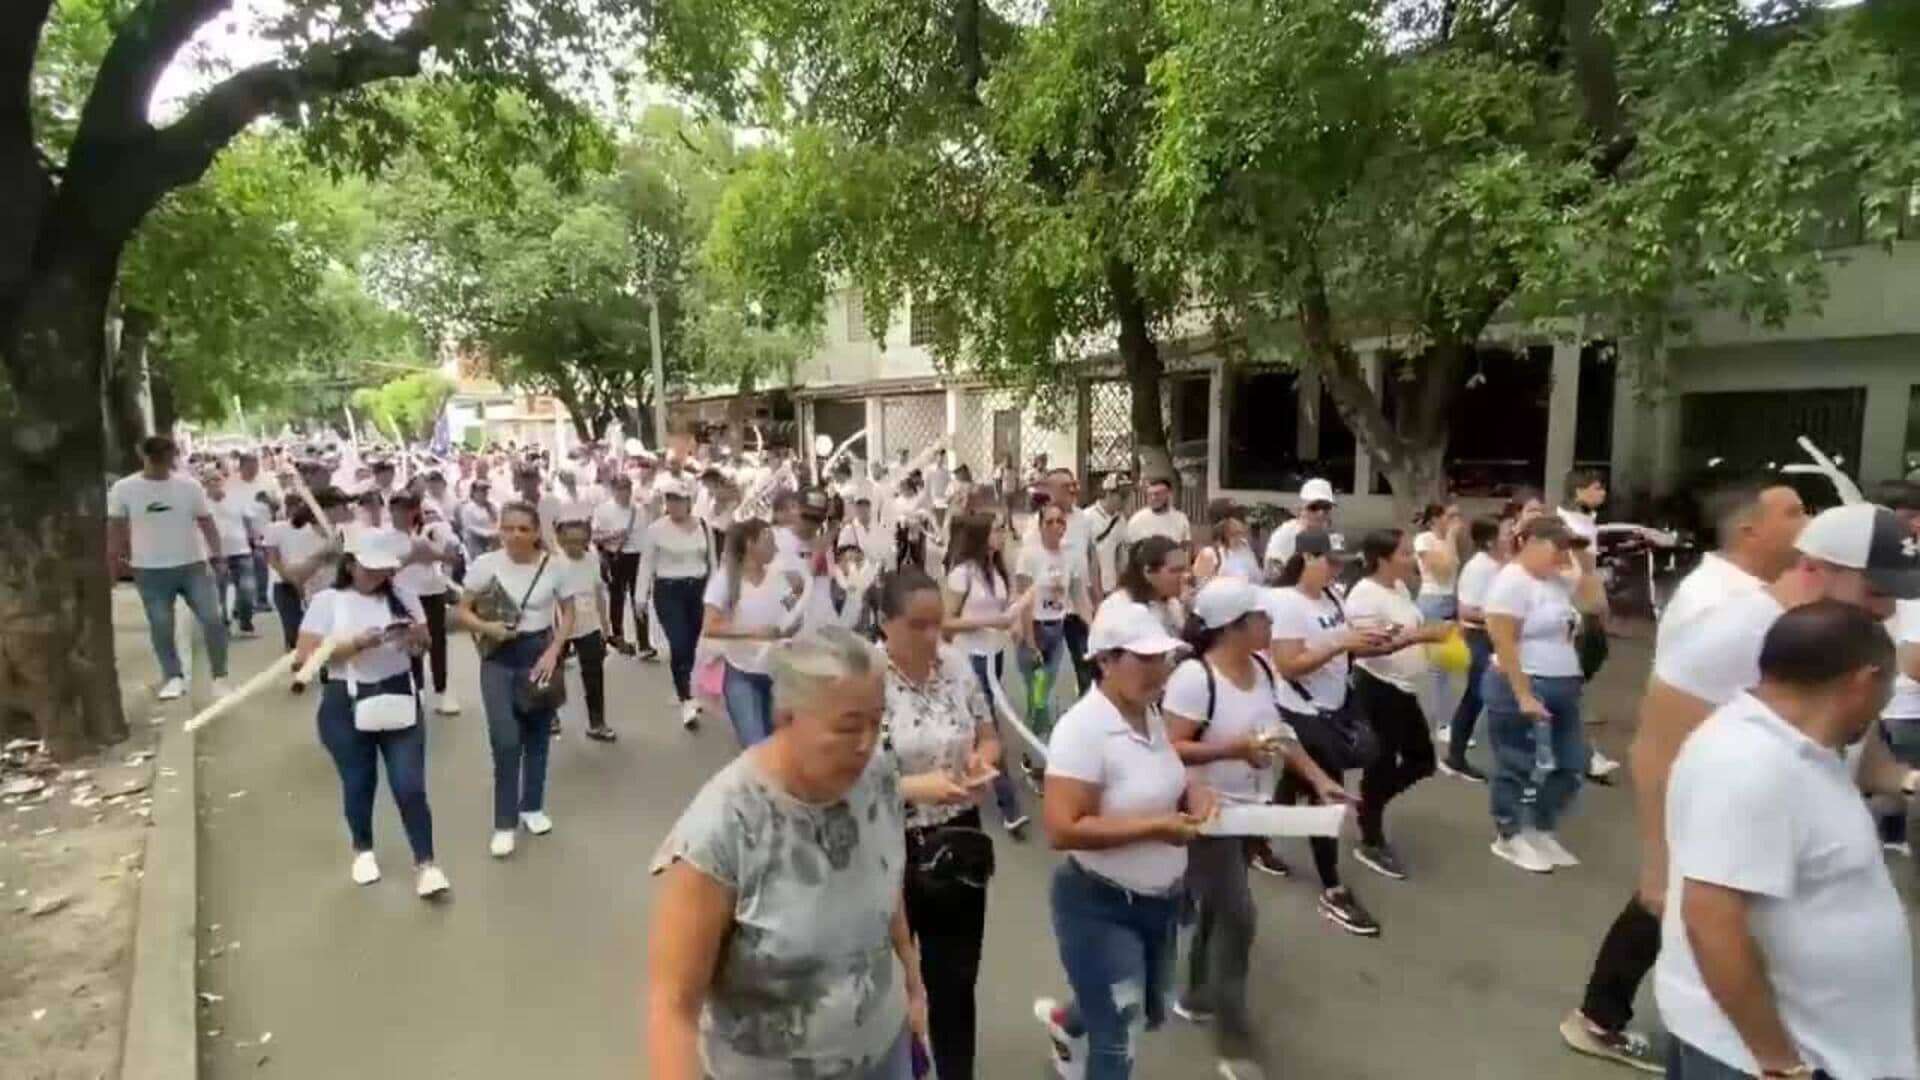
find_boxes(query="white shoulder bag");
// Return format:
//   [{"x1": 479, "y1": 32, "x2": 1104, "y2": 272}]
[{"x1": 347, "y1": 667, "x2": 419, "y2": 732}]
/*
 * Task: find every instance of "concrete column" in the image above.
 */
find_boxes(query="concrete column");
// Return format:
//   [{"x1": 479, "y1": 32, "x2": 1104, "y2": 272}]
[
  {"x1": 1206, "y1": 360, "x2": 1224, "y2": 495},
  {"x1": 1544, "y1": 341, "x2": 1581, "y2": 498},
  {"x1": 1645, "y1": 345, "x2": 1681, "y2": 496},
  {"x1": 1608, "y1": 349, "x2": 1643, "y2": 496},
  {"x1": 1860, "y1": 374, "x2": 1912, "y2": 489},
  {"x1": 865, "y1": 397, "x2": 886, "y2": 466},
  {"x1": 1296, "y1": 365, "x2": 1321, "y2": 462},
  {"x1": 1353, "y1": 350, "x2": 1382, "y2": 496}
]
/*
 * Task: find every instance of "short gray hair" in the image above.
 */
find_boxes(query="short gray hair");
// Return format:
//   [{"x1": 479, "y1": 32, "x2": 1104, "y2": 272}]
[{"x1": 770, "y1": 626, "x2": 880, "y2": 715}]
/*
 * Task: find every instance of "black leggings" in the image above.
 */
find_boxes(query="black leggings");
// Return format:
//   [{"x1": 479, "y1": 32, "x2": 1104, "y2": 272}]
[
  {"x1": 272, "y1": 582, "x2": 304, "y2": 651},
  {"x1": 1581, "y1": 893, "x2": 1662, "y2": 1034},
  {"x1": 1354, "y1": 669, "x2": 1435, "y2": 847},
  {"x1": 606, "y1": 551, "x2": 642, "y2": 642},
  {"x1": 410, "y1": 592, "x2": 449, "y2": 695},
  {"x1": 904, "y1": 809, "x2": 988, "y2": 1080},
  {"x1": 565, "y1": 630, "x2": 608, "y2": 729},
  {"x1": 1276, "y1": 739, "x2": 1343, "y2": 889}
]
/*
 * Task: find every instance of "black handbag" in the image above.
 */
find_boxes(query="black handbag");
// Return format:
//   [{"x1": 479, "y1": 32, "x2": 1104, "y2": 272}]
[
  {"x1": 514, "y1": 667, "x2": 567, "y2": 714},
  {"x1": 906, "y1": 822, "x2": 995, "y2": 892},
  {"x1": 1283, "y1": 693, "x2": 1379, "y2": 772}
]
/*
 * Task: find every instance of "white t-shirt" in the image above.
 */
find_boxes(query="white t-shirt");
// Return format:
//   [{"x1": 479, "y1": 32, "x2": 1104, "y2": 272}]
[
  {"x1": 225, "y1": 475, "x2": 280, "y2": 517},
  {"x1": 1653, "y1": 589, "x2": 1788, "y2": 707},
  {"x1": 205, "y1": 494, "x2": 255, "y2": 557},
  {"x1": 1483, "y1": 563, "x2": 1582, "y2": 678},
  {"x1": 1657, "y1": 692, "x2": 1917, "y2": 1080},
  {"x1": 1413, "y1": 531, "x2": 1455, "y2": 597},
  {"x1": 1094, "y1": 591, "x2": 1186, "y2": 640},
  {"x1": 927, "y1": 464, "x2": 951, "y2": 507},
  {"x1": 1205, "y1": 543, "x2": 1262, "y2": 583},
  {"x1": 459, "y1": 500, "x2": 499, "y2": 544},
  {"x1": 266, "y1": 522, "x2": 334, "y2": 597},
  {"x1": 555, "y1": 549, "x2": 605, "y2": 641},
  {"x1": 1557, "y1": 505, "x2": 1600, "y2": 546},
  {"x1": 1262, "y1": 586, "x2": 1351, "y2": 712},
  {"x1": 1127, "y1": 506, "x2": 1191, "y2": 546},
  {"x1": 945, "y1": 563, "x2": 1011, "y2": 657},
  {"x1": 1046, "y1": 690, "x2": 1189, "y2": 894},
  {"x1": 837, "y1": 518, "x2": 891, "y2": 570},
  {"x1": 642, "y1": 517, "x2": 713, "y2": 582},
  {"x1": 591, "y1": 499, "x2": 647, "y2": 554},
  {"x1": 394, "y1": 522, "x2": 457, "y2": 598},
  {"x1": 1343, "y1": 577, "x2": 1427, "y2": 693},
  {"x1": 1655, "y1": 552, "x2": 1767, "y2": 658},
  {"x1": 1084, "y1": 506, "x2": 1129, "y2": 596},
  {"x1": 1018, "y1": 543, "x2": 1081, "y2": 623},
  {"x1": 107, "y1": 474, "x2": 211, "y2": 568},
  {"x1": 1455, "y1": 552, "x2": 1501, "y2": 627},
  {"x1": 1162, "y1": 657, "x2": 1294, "y2": 801},
  {"x1": 1265, "y1": 519, "x2": 1303, "y2": 567},
  {"x1": 703, "y1": 567, "x2": 802, "y2": 674},
  {"x1": 1885, "y1": 599, "x2": 1920, "y2": 720},
  {"x1": 298, "y1": 586, "x2": 425, "y2": 684},
  {"x1": 464, "y1": 550, "x2": 577, "y2": 635}
]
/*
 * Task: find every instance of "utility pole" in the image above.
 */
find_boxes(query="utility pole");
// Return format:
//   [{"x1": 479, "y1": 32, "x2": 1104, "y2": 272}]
[{"x1": 646, "y1": 245, "x2": 667, "y2": 448}]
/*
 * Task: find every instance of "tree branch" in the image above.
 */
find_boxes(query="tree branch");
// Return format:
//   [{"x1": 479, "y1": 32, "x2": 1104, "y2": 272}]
[
  {"x1": 70, "y1": 0, "x2": 224, "y2": 155},
  {"x1": 0, "y1": 0, "x2": 57, "y2": 310}
]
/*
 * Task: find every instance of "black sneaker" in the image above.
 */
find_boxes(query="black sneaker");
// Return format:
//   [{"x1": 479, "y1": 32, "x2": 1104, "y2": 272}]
[
  {"x1": 586, "y1": 726, "x2": 617, "y2": 743},
  {"x1": 550, "y1": 717, "x2": 562, "y2": 736},
  {"x1": 637, "y1": 647, "x2": 661, "y2": 663},
  {"x1": 1249, "y1": 846, "x2": 1292, "y2": 879},
  {"x1": 1317, "y1": 887, "x2": 1381, "y2": 936},
  {"x1": 1438, "y1": 757, "x2": 1489, "y2": 783},
  {"x1": 1354, "y1": 842, "x2": 1408, "y2": 880},
  {"x1": 1020, "y1": 755, "x2": 1045, "y2": 795}
]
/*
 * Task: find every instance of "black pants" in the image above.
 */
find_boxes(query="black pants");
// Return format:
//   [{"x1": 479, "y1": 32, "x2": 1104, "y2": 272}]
[
  {"x1": 410, "y1": 592, "x2": 449, "y2": 695},
  {"x1": 1062, "y1": 613, "x2": 1093, "y2": 697},
  {"x1": 653, "y1": 576, "x2": 706, "y2": 701},
  {"x1": 565, "y1": 631, "x2": 608, "y2": 730},
  {"x1": 1354, "y1": 669, "x2": 1435, "y2": 846},
  {"x1": 904, "y1": 810, "x2": 988, "y2": 1080},
  {"x1": 271, "y1": 582, "x2": 304, "y2": 651},
  {"x1": 1581, "y1": 893, "x2": 1661, "y2": 1033},
  {"x1": 606, "y1": 551, "x2": 643, "y2": 643},
  {"x1": 1275, "y1": 733, "x2": 1344, "y2": 888}
]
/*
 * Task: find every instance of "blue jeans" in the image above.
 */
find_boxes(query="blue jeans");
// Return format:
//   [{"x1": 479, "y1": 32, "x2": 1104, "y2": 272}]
[
  {"x1": 316, "y1": 676, "x2": 433, "y2": 861},
  {"x1": 1050, "y1": 859, "x2": 1179, "y2": 1080},
  {"x1": 723, "y1": 662, "x2": 775, "y2": 747},
  {"x1": 477, "y1": 632, "x2": 556, "y2": 830},
  {"x1": 966, "y1": 652, "x2": 1024, "y2": 825},
  {"x1": 1447, "y1": 628, "x2": 1494, "y2": 765},
  {"x1": 1417, "y1": 593, "x2": 1458, "y2": 730},
  {"x1": 250, "y1": 550, "x2": 271, "y2": 609},
  {"x1": 271, "y1": 582, "x2": 304, "y2": 651},
  {"x1": 132, "y1": 564, "x2": 229, "y2": 680},
  {"x1": 1021, "y1": 620, "x2": 1069, "y2": 738},
  {"x1": 1483, "y1": 671, "x2": 1588, "y2": 837},
  {"x1": 217, "y1": 554, "x2": 256, "y2": 630}
]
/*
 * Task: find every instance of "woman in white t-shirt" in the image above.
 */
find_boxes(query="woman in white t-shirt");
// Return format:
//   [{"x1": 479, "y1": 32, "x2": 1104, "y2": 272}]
[
  {"x1": 1262, "y1": 527, "x2": 1384, "y2": 933},
  {"x1": 943, "y1": 512, "x2": 1029, "y2": 833},
  {"x1": 1096, "y1": 536, "x2": 1191, "y2": 638},
  {"x1": 639, "y1": 478, "x2": 714, "y2": 728},
  {"x1": 295, "y1": 533, "x2": 447, "y2": 899},
  {"x1": 1343, "y1": 529, "x2": 1453, "y2": 881},
  {"x1": 1482, "y1": 515, "x2": 1605, "y2": 874},
  {"x1": 556, "y1": 520, "x2": 617, "y2": 742},
  {"x1": 1162, "y1": 579, "x2": 1344, "y2": 1072},
  {"x1": 1412, "y1": 502, "x2": 1463, "y2": 736},
  {"x1": 1191, "y1": 500, "x2": 1262, "y2": 585},
  {"x1": 1037, "y1": 601, "x2": 1214, "y2": 1080},
  {"x1": 390, "y1": 494, "x2": 462, "y2": 717},
  {"x1": 454, "y1": 501, "x2": 578, "y2": 860},
  {"x1": 264, "y1": 488, "x2": 351, "y2": 648},
  {"x1": 1441, "y1": 517, "x2": 1504, "y2": 780},
  {"x1": 1016, "y1": 503, "x2": 1092, "y2": 745},
  {"x1": 702, "y1": 518, "x2": 806, "y2": 748}
]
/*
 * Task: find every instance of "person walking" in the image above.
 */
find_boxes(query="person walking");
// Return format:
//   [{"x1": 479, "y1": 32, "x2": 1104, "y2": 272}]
[
  {"x1": 203, "y1": 469, "x2": 264, "y2": 638},
  {"x1": 556, "y1": 519, "x2": 618, "y2": 742},
  {"x1": 1017, "y1": 503, "x2": 1093, "y2": 749},
  {"x1": 1657, "y1": 603, "x2": 1913, "y2": 1080},
  {"x1": 226, "y1": 450, "x2": 280, "y2": 611},
  {"x1": 294, "y1": 532, "x2": 449, "y2": 899},
  {"x1": 106, "y1": 435, "x2": 233, "y2": 700},
  {"x1": 1439, "y1": 516, "x2": 1504, "y2": 782},
  {"x1": 647, "y1": 628, "x2": 928, "y2": 1080},
  {"x1": 1083, "y1": 475, "x2": 1133, "y2": 605},
  {"x1": 1483, "y1": 515, "x2": 1605, "y2": 874},
  {"x1": 1343, "y1": 529, "x2": 1453, "y2": 879},
  {"x1": 389, "y1": 493, "x2": 462, "y2": 716},
  {"x1": 1095, "y1": 536, "x2": 1191, "y2": 637},
  {"x1": 1127, "y1": 476, "x2": 1192, "y2": 547},
  {"x1": 1265, "y1": 479, "x2": 1337, "y2": 575},
  {"x1": 702, "y1": 519, "x2": 805, "y2": 747},
  {"x1": 263, "y1": 487, "x2": 351, "y2": 649},
  {"x1": 1413, "y1": 502, "x2": 1463, "y2": 738},
  {"x1": 1558, "y1": 469, "x2": 1624, "y2": 782},
  {"x1": 592, "y1": 474, "x2": 650, "y2": 656},
  {"x1": 1164, "y1": 578, "x2": 1348, "y2": 1078},
  {"x1": 878, "y1": 569, "x2": 1002, "y2": 1080},
  {"x1": 639, "y1": 477, "x2": 713, "y2": 729},
  {"x1": 1260, "y1": 527, "x2": 1384, "y2": 931},
  {"x1": 454, "y1": 502, "x2": 576, "y2": 859},
  {"x1": 1034, "y1": 601, "x2": 1212, "y2": 1080},
  {"x1": 943, "y1": 512, "x2": 1030, "y2": 836},
  {"x1": 1192, "y1": 500, "x2": 1261, "y2": 585},
  {"x1": 459, "y1": 479, "x2": 500, "y2": 557}
]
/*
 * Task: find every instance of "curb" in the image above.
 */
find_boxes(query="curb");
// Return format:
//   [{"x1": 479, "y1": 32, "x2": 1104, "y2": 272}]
[{"x1": 119, "y1": 613, "x2": 202, "y2": 1080}]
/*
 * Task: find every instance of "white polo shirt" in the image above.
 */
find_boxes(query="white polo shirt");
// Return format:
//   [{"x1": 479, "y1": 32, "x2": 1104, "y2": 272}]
[
  {"x1": 1046, "y1": 688, "x2": 1189, "y2": 894},
  {"x1": 1127, "y1": 505, "x2": 1191, "y2": 546},
  {"x1": 1655, "y1": 552, "x2": 1767, "y2": 658},
  {"x1": 1657, "y1": 692, "x2": 1917, "y2": 1080},
  {"x1": 1653, "y1": 589, "x2": 1788, "y2": 707}
]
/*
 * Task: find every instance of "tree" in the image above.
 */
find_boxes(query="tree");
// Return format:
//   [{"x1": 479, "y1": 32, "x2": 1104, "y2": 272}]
[
  {"x1": 352, "y1": 370, "x2": 453, "y2": 441},
  {"x1": 1145, "y1": 0, "x2": 1919, "y2": 508},
  {"x1": 5, "y1": 0, "x2": 624, "y2": 754}
]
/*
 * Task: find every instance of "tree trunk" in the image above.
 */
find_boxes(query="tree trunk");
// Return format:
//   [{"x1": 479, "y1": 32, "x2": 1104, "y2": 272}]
[
  {"x1": 102, "y1": 306, "x2": 151, "y2": 473},
  {"x1": 1106, "y1": 259, "x2": 1171, "y2": 485},
  {"x1": 0, "y1": 253, "x2": 130, "y2": 757},
  {"x1": 148, "y1": 348, "x2": 177, "y2": 436}
]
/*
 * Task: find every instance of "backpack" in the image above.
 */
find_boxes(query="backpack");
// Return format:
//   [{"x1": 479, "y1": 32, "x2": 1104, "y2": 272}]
[{"x1": 1194, "y1": 653, "x2": 1283, "y2": 740}]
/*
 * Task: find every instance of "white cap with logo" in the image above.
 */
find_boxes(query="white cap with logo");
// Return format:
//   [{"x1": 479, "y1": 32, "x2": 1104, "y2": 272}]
[
  {"x1": 1796, "y1": 503, "x2": 1920, "y2": 599},
  {"x1": 1086, "y1": 600, "x2": 1189, "y2": 658}
]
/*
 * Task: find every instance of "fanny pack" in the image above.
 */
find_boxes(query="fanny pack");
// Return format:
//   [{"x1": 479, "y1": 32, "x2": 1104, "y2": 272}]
[
  {"x1": 906, "y1": 818, "x2": 995, "y2": 891},
  {"x1": 348, "y1": 671, "x2": 418, "y2": 733}
]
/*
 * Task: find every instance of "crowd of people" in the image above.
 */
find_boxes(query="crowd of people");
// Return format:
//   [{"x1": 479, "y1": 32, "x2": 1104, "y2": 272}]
[{"x1": 107, "y1": 429, "x2": 1920, "y2": 1080}]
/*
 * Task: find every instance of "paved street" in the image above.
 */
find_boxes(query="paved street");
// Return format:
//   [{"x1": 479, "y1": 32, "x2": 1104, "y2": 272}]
[{"x1": 184, "y1": 627, "x2": 1890, "y2": 1079}]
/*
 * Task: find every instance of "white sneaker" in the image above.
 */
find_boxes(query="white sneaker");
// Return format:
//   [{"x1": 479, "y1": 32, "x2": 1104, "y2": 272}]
[
  {"x1": 1436, "y1": 725, "x2": 1451, "y2": 745},
  {"x1": 1588, "y1": 749, "x2": 1622, "y2": 780},
  {"x1": 434, "y1": 693, "x2": 462, "y2": 716},
  {"x1": 415, "y1": 865, "x2": 451, "y2": 898},
  {"x1": 210, "y1": 678, "x2": 236, "y2": 699},
  {"x1": 490, "y1": 830, "x2": 516, "y2": 858},
  {"x1": 1034, "y1": 997, "x2": 1088, "y2": 1080},
  {"x1": 1491, "y1": 834, "x2": 1554, "y2": 874},
  {"x1": 1526, "y1": 829, "x2": 1581, "y2": 868},
  {"x1": 520, "y1": 810, "x2": 554, "y2": 835},
  {"x1": 157, "y1": 677, "x2": 187, "y2": 701},
  {"x1": 680, "y1": 699, "x2": 700, "y2": 729},
  {"x1": 351, "y1": 851, "x2": 381, "y2": 885}
]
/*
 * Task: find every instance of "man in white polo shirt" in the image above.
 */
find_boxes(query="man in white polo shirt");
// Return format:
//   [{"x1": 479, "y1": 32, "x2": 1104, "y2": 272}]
[
  {"x1": 1561, "y1": 497, "x2": 1920, "y2": 1072},
  {"x1": 107, "y1": 436, "x2": 233, "y2": 701},
  {"x1": 1658, "y1": 602, "x2": 1914, "y2": 1080}
]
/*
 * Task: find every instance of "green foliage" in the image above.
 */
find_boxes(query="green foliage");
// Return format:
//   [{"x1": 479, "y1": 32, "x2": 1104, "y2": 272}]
[{"x1": 352, "y1": 371, "x2": 455, "y2": 440}]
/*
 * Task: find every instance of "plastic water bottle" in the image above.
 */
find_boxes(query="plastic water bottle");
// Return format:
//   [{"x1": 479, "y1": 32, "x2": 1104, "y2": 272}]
[{"x1": 1533, "y1": 717, "x2": 1555, "y2": 775}]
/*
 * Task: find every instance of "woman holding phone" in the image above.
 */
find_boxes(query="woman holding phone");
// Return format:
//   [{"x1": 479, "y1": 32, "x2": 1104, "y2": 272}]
[{"x1": 703, "y1": 519, "x2": 805, "y2": 747}]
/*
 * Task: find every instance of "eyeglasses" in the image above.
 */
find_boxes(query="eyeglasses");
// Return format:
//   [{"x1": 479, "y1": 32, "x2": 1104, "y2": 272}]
[{"x1": 1306, "y1": 502, "x2": 1334, "y2": 513}]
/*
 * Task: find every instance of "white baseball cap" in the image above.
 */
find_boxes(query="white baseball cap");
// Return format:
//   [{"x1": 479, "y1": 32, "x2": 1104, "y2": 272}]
[
  {"x1": 1299, "y1": 478, "x2": 1337, "y2": 505},
  {"x1": 1086, "y1": 600, "x2": 1189, "y2": 657},
  {"x1": 345, "y1": 529, "x2": 404, "y2": 571},
  {"x1": 1192, "y1": 578, "x2": 1262, "y2": 630},
  {"x1": 655, "y1": 476, "x2": 692, "y2": 500},
  {"x1": 1796, "y1": 503, "x2": 1920, "y2": 598}
]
